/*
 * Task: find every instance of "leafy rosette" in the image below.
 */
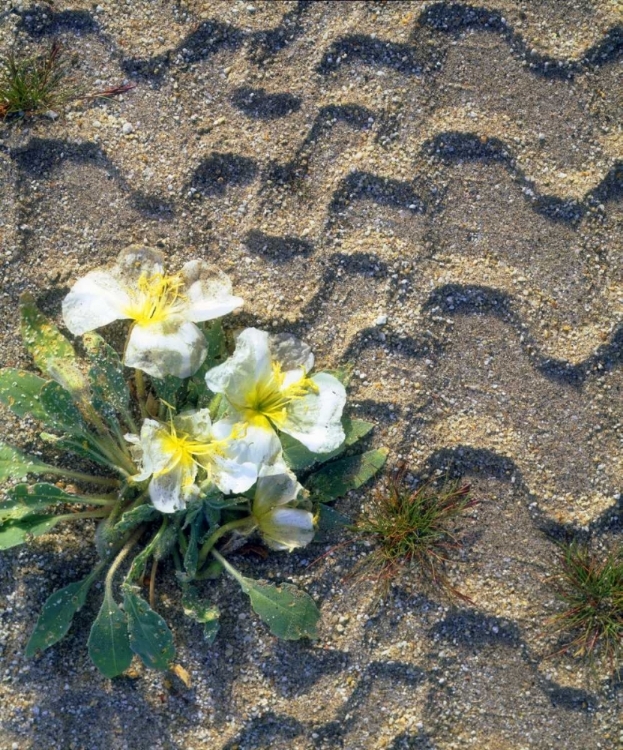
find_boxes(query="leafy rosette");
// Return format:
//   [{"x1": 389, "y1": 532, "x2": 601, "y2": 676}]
[{"x1": 0, "y1": 258, "x2": 387, "y2": 681}]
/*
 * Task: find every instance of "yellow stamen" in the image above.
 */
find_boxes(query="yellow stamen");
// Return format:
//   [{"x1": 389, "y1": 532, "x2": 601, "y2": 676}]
[
  {"x1": 124, "y1": 273, "x2": 187, "y2": 326},
  {"x1": 154, "y1": 419, "x2": 228, "y2": 480},
  {"x1": 240, "y1": 362, "x2": 318, "y2": 428}
]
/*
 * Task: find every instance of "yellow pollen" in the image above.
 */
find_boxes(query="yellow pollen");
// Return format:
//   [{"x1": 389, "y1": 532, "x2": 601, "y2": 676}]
[
  {"x1": 125, "y1": 273, "x2": 186, "y2": 326},
  {"x1": 154, "y1": 421, "x2": 227, "y2": 478},
  {"x1": 241, "y1": 362, "x2": 318, "y2": 428}
]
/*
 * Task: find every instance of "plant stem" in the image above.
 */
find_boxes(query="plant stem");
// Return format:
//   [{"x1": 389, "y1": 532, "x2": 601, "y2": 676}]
[
  {"x1": 57, "y1": 508, "x2": 111, "y2": 523},
  {"x1": 197, "y1": 516, "x2": 254, "y2": 565},
  {"x1": 149, "y1": 558, "x2": 158, "y2": 609},
  {"x1": 47, "y1": 467, "x2": 120, "y2": 488},
  {"x1": 134, "y1": 369, "x2": 148, "y2": 418},
  {"x1": 210, "y1": 549, "x2": 244, "y2": 585},
  {"x1": 104, "y1": 526, "x2": 145, "y2": 597}
]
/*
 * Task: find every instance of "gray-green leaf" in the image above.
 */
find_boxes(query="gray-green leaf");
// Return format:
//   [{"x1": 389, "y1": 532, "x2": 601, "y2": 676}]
[
  {"x1": 0, "y1": 368, "x2": 49, "y2": 421},
  {"x1": 83, "y1": 333, "x2": 130, "y2": 415},
  {"x1": 88, "y1": 590, "x2": 133, "y2": 678},
  {"x1": 25, "y1": 568, "x2": 101, "y2": 656},
  {"x1": 239, "y1": 577, "x2": 320, "y2": 640},
  {"x1": 0, "y1": 514, "x2": 64, "y2": 551},
  {"x1": 306, "y1": 448, "x2": 388, "y2": 502},
  {"x1": 39, "y1": 381, "x2": 86, "y2": 436},
  {"x1": 0, "y1": 442, "x2": 55, "y2": 481},
  {"x1": 114, "y1": 504, "x2": 158, "y2": 536},
  {"x1": 19, "y1": 291, "x2": 76, "y2": 373},
  {"x1": 122, "y1": 588, "x2": 176, "y2": 671},
  {"x1": 282, "y1": 418, "x2": 375, "y2": 471},
  {"x1": 181, "y1": 584, "x2": 220, "y2": 644},
  {"x1": 0, "y1": 482, "x2": 104, "y2": 522}
]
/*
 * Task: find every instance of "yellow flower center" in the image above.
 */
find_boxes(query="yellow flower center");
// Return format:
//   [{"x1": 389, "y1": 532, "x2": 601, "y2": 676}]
[
  {"x1": 125, "y1": 273, "x2": 186, "y2": 326},
  {"x1": 241, "y1": 363, "x2": 318, "y2": 429},
  {"x1": 155, "y1": 420, "x2": 232, "y2": 484}
]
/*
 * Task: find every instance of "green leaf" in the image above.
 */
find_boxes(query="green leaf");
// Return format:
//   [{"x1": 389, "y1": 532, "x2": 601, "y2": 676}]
[
  {"x1": 88, "y1": 590, "x2": 133, "y2": 678},
  {"x1": 25, "y1": 569, "x2": 101, "y2": 656},
  {"x1": 0, "y1": 442, "x2": 55, "y2": 481},
  {"x1": 151, "y1": 375, "x2": 184, "y2": 410},
  {"x1": 181, "y1": 584, "x2": 220, "y2": 644},
  {"x1": 19, "y1": 291, "x2": 76, "y2": 373},
  {"x1": 83, "y1": 333, "x2": 130, "y2": 415},
  {"x1": 306, "y1": 448, "x2": 388, "y2": 502},
  {"x1": 122, "y1": 588, "x2": 176, "y2": 671},
  {"x1": 239, "y1": 577, "x2": 320, "y2": 640},
  {"x1": 204, "y1": 321, "x2": 228, "y2": 369},
  {"x1": 282, "y1": 418, "x2": 375, "y2": 471},
  {"x1": 39, "y1": 381, "x2": 86, "y2": 436},
  {"x1": 315, "y1": 504, "x2": 351, "y2": 539},
  {"x1": 39, "y1": 432, "x2": 107, "y2": 466},
  {"x1": 0, "y1": 482, "x2": 103, "y2": 521},
  {"x1": 183, "y1": 521, "x2": 200, "y2": 579},
  {"x1": 0, "y1": 368, "x2": 48, "y2": 420},
  {"x1": 0, "y1": 514, "x2": 63, "y2": 551},
  {"x1": 114, "y1": 503, "x2": 159, "y2": 536},
  {"x1": 281, "y1": 434, "x2": 318, "y2": 472}
]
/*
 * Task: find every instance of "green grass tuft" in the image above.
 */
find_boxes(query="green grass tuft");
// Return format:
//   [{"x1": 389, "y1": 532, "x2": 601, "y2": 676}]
[
  {"x1": 0, "y1": 43, "x2": 72, "y2": 120},
  {"x1": 548, "y1": 541, "x2": 622, "y2": 666},
  {"x1": 352, "y1": 467, "x2": 478, "y2": 600}
]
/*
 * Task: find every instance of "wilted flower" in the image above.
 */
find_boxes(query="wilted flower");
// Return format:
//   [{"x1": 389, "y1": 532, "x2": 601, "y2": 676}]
[
  {"x1": 62, "y1": 246, "x2": 243, "y2": 378},
  {"x1": 205, "y1": 328, "x2": 346, "y2": 458},
  {"x1": 252, "y1": 463, "x2": 315, "y2": 551},
  {"x1": 127, "y1": 409, "x2": 261, "y2": 513}
]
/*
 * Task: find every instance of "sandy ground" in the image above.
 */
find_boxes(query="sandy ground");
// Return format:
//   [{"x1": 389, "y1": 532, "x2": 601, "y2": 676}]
[{"x1": 0, "y1": 1, "x2": 622, "y2": 748}]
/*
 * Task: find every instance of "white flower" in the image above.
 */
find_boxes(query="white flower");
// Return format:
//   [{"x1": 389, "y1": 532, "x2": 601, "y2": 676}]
[
  {"x1": 205, "y1": 328, "x2": 346, "y2": 455},
  {"x1": 252, "y1": 463, "x2": 315, "y2": 551},
  {"x1": 126, "y1": 409, "x2": 259, "y2": 513},
  {"x1": 62, "y1": 245, "x2": 243, "y2": 378}
]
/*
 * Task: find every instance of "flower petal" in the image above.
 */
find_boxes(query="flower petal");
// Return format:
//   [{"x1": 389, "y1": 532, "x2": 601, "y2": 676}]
[
  {"x1": 181, "y1": 260, "x2": 243, "y2": 322},
  {"x1": 173, "y1": 408, "x2": 213, "y2": 442},
  {"x1": 253, "y1": 463, "x2": 300, "y2": 517},
  {"x1": 114, "y1": 245, "x2": 164, "y2": 284},
  {"x1": 149, "y1": 463, "x2": 191, "y2": 513},
  {"x1": 62, "y1": 270, "x2": 132, "y2": 335},
  {"x1": 269, "y1": 333, "x2": 314, "y2": 372},
  {"x1": 124, "y1": 320, "x2": 207, "y2": 378},
  {"x1": 258, "y1": 508, "x2": 315, "y2": 551},
  {"x1": 281, "y1": 372, "x2": 346, "y2": 453},
  {"x1": 213, "y1": 418, "x2": 282, "y2": 468},
  {"x1": 205, "y1": 328, "x2": 273, "y2": 405},
  {"x1": 211, "y1": 455, "x2": 258, "y2": 494}
]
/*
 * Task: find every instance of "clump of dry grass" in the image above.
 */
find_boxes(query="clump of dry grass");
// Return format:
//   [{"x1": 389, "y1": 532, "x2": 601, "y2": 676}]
[
  {"x1": 352, "y1": 467, "x2": 478, "y2": 600},
  {"x1": 548, "y1": 540, "x2": 622, "y2": 666}
]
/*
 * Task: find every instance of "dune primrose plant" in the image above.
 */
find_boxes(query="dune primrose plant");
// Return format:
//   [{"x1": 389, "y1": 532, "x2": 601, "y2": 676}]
[{"x1": 0, "y1": 246, "x2": 387, "y2": 678}]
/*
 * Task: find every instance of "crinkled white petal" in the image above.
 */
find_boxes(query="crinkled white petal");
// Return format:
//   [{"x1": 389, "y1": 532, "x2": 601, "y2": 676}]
[
  {"x1": 62, "y1": 271, "x2": 132, "y2": 335},
  {"x1": 114, "y1": 245, "x2": 164, "y2": 284},
  {"x1": 124, "y1": 319, "x2": 207, "y2": 378},
  {"x1": 258, "y1": 508, "x2": 315, "y2": 551},
  {"x1": 213, "y1": 418, "x2": 282, "y2": 468},
  {"x1": 280, "y1": 372, "x2": 346, "y2": 453},
  {"x1": 205, "y1": 328, "x2": 273, "y2": 405},
  {"x1": 127, "y1": 419, "x2": 171, "y2": 482},
  {"x1": 181, "y1": 260, "x2": 243, "y2": 322},
  {"x1": 148, "y1": 462, "x2": 193, "y2": 513},
  {"x1": 173, "y1": 408, "x2": 213, "y2": 442},
  {"x1": 211, "y1": 455, "x2": 258, "y2": 494},
  {"x1": 269, "y1": 333, "x2": 314, "y2": 372},
  {"x1": 253, "y1": 462, "x2": 300, "y2": 517}
]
